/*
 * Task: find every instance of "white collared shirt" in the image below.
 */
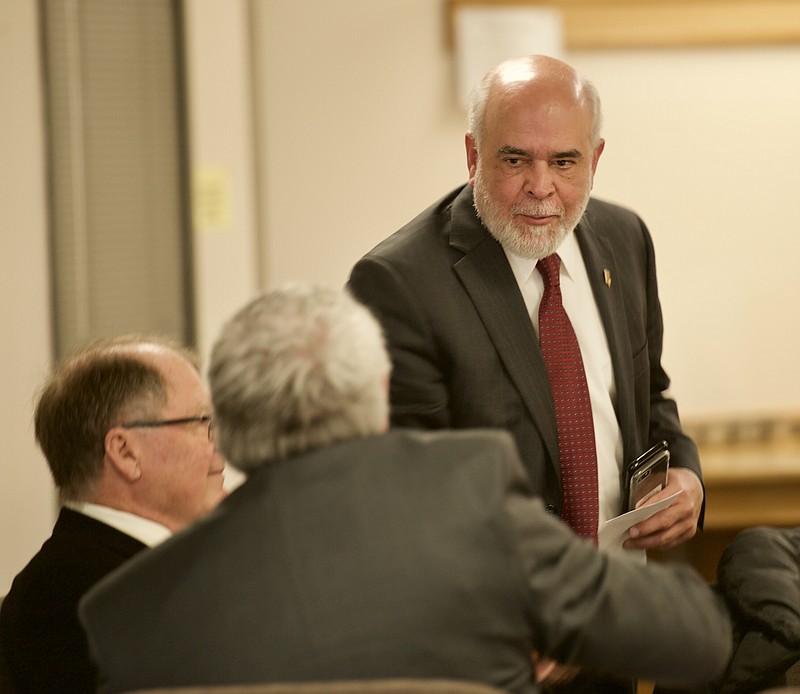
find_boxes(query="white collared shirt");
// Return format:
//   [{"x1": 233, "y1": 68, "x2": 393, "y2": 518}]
[
  {"x1": 66, "y1": 501, "x2": 172, "y2": 547},
  {"x1": 504, "y1": 231, "x2": 623, "y2": 527}
]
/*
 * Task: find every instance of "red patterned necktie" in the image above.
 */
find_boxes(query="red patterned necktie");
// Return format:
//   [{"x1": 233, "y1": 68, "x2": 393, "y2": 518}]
[{"x1": 537, "y1": 254, "x2": 599, "y2": 544}]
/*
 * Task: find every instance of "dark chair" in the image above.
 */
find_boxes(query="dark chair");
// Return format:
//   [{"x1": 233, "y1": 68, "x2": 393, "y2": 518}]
[
  {"x1": 714, "y1": 527, "x2": 800, "y2": 693},
  {"x1": 655, "y1": 528, "x2": 800, "y2": 694}
]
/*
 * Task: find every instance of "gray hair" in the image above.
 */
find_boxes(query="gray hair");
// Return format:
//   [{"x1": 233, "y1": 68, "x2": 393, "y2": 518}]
[
  {"x1": 209, "y1": 283, "x2": 391, "y2": 471},
  {"x1": 467, "y1": 55, "x2": 603, "y2": 149}
]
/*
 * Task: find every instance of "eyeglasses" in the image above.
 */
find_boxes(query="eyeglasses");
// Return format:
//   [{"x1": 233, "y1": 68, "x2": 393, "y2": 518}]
[{"x1": 120, "y1": 416, "x2": 215, "y2": 443}]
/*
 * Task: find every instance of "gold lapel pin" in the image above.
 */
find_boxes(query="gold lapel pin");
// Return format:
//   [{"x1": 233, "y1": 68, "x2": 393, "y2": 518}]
[{"x1": 603, "y1": 268, "x2": 612, "y2": 287}]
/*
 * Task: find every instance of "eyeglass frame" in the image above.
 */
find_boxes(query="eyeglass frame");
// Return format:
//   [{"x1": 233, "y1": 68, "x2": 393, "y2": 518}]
[{"x1": 119, "y1": 416, "x2": 215, "y2": 443}]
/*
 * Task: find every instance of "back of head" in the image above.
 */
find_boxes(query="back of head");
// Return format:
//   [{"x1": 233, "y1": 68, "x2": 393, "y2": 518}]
[
  {"x1": 34, "y1": 334, "x2": 196, "y2": 503},
  {"x1": 209, "y1": 283, "x2": 391, "y2": 471}
]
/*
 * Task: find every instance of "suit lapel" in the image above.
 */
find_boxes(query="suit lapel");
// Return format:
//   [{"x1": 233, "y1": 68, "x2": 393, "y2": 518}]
[
  {"x1": 448, "y1": 188, "x2": 560, "y2": 464},
  {"x1": 446, "y1": 190, "x2": 638, "y2": 473},
  {"x1": 575, "y1": 213, "x2": 636, "y2": 462}
]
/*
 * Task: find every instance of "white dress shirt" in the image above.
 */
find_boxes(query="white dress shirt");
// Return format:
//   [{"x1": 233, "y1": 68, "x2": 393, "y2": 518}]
[
  {"x1": 66, "y1": 501, "x2": 172, "y2": 547},
  {"x1": 504, "y1": 231, "x2": 624, "y2": 528}
]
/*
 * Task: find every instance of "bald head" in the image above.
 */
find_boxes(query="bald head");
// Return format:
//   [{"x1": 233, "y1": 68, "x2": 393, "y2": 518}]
[{"x1": 467, "y1": 55, "x2": 602, "y2": 150}]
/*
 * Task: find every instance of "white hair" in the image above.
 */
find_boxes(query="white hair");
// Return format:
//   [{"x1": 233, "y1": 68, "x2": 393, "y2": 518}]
[{"x1": 209, "y1": 283, "x2": 391, "y2": 471}]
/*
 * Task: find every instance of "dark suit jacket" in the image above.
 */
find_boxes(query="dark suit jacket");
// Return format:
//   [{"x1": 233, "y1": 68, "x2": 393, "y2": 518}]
[
  {"x1": 347, "y1": 185, "x2": 702, "y2": 518},
  {"x1": 0, "y1": 507, "x2": 146, "y2": 694},
  {"x1": 80, "y1": 429, "x2": 730, "y2": 694}
]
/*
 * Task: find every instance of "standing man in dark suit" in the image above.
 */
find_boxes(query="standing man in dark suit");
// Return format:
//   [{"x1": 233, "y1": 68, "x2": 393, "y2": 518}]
[
  {"x1": 346, "y1": 54, "x2": 703, "y2": 692},
  {"x1": 0, "y1": 335, "x2": 227, "y2": 694},
  {"x1": 79, "y1": 284, "x2": 733, "y2": 694},
  {"x1": 347, "y1": 54, "x2": 702, "y2": 553}
]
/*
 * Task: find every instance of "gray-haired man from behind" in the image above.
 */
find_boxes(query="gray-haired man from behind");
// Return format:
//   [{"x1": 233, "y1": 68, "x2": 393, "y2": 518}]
[{"x1": 80, "y1": 284, "x2": 732, "y2": 694}]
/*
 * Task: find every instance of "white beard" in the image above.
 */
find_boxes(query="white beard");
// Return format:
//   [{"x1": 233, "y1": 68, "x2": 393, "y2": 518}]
[{"x1": 472, "y1": 167, "x2": 591, "y2": 260}]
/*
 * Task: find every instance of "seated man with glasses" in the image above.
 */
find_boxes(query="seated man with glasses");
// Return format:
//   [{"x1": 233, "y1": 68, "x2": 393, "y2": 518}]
[{"x1": 0, "y1": 335, "x2": 227, "y2": 694}]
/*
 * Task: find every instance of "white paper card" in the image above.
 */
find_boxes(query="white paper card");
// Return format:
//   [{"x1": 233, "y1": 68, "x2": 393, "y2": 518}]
[{"x1": 598, "y1": 491, "x2": 683, "y2": 554}]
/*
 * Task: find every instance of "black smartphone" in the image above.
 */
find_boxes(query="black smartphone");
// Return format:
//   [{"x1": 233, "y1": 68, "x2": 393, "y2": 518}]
[{"x1": 622, "y1": 440, "x2": 670, "y2": 511}]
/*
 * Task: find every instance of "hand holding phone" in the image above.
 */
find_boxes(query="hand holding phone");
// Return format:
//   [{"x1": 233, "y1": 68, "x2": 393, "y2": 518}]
[{"x1": 622, "y1": 441, "x2": 670, "y2": 512}]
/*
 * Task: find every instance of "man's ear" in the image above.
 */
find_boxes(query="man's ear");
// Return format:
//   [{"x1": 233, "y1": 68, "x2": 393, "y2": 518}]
[
  {"x1": 104, "y1": 427, "x2": 142, "y2": 481},
  {"x1": 591, "y1": 138, "x2": 605, "y2": 175},
  {"x1": 465, "y1": 133, "x2": 479, "y2": 185}
]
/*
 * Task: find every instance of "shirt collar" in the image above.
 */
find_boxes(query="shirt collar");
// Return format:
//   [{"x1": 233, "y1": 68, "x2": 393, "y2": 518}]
[
  {"x1": 556, "y1": 230, "x2": 583, "y2": 282},
  {"x1": 504, "y1": 230, "x2": 581, "y2": 285},
  {"x1": 65, "y1": 501, "x2": 172, "y2": 547}
]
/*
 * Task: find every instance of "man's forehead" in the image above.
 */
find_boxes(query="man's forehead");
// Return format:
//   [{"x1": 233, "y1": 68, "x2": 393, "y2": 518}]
[{"x1": 485, "y1": 91, "x2": 593, "y2": 150}]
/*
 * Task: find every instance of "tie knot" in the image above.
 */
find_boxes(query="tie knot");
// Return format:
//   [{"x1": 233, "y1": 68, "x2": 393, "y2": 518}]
[{"x1": 537, "y1": 254, "x2": 561, "y2": 288}]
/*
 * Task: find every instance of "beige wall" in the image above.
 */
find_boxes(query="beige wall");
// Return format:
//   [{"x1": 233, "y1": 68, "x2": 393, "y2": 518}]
[
  {"x1": 251, "y1": 0, "x2": 467, "y2": 293},
  {"x1": 571, "y1": 47, "x2": 800, "y2": 415},
  {"x1": 183, "y1": 0, "x2": 260, "y2": 362},
  {"x1": 3, "y1": 0, "x2": 800, "y2": 592},
  {"x1": 251, "y1": 0, "x2": 800, "y2": 418},
  {"x1": 0, "y1": 1, "x2": 56, "y2": 594}
]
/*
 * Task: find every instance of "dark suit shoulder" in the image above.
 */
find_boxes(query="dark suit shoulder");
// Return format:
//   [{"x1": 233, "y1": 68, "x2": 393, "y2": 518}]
[
  {"x1": 585, "y1": 196, "x2": 642, "y2": 222},
  {"x1": 209, "y1": 430, "x2": 528, "y2": 520},
  {"x1": 2, "y1": 508, "x2": 146, "y2": 628},
  {"x1": 14, "y1": 509, "x2": 144, "y2": 582},
  {"x1": 311, "y1": 428, "x2": 521, "y2": 469},
  {"x1": 391, "y1": 428, "x2": 523, "y2": 472},
  {"x1": 1, "y1": 508, "x2": 146, "y2": 693},
  {"x1": 356, "y1": 185, "x2": 468, "y2": 260},
  {"x1": 347, "y1": 184, "x2": 496, "y2": 321},
  {"x1": 296, "y1": 429, "x2": 531, "y2": 509},
  {"x1": 583, "y1": 197, "x2": 650, "y2": 243}
]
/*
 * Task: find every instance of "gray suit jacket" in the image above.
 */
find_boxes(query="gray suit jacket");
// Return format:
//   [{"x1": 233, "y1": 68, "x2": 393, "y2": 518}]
[
  {"x1": 347, "y1": 185, "x2": 701, "y2": 518},
  {"x1": 80, "y1": 429, "x2": 730, "y2": 694}
]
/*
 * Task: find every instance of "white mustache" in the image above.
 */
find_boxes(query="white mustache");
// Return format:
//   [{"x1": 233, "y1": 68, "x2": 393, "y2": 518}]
[{"x1": 513, "y1": 205, "x2": 563, "y2": 217}]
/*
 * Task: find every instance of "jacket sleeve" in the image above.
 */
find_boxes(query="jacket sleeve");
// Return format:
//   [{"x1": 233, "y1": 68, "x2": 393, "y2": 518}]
[
  {"x1": 502, "y1": 452, "x2": 732, "y2": 687},
  {"x1": 348, "y1": 254, "x2": 452, "y2": 430}
]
